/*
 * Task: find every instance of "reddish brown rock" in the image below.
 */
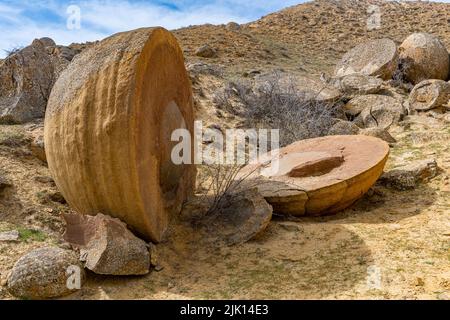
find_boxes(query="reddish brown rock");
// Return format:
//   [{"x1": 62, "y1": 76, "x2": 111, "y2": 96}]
[
  {"x1": 63, "y1": 213, "x2": 150, "y2": 276},
  {"x1": 239, "y1": 135, "x2": 390, "y2": 216}
]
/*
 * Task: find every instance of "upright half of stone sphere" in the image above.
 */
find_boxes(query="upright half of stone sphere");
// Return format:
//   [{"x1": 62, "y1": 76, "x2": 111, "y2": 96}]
[
  {"x1": 335, "y1": 38, "x2": 398, "y2": 80},
  {"x1": 399, "y1": 33, "x2": 449, "y2": 84},
  {"x1": 44, "y1": 28, "x2": 195, "y2": 242}
]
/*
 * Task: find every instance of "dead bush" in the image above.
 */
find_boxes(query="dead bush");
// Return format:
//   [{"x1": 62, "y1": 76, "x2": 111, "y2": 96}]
[{"x1": 214, "y1": 72, "x2": 343, "y2": 146}]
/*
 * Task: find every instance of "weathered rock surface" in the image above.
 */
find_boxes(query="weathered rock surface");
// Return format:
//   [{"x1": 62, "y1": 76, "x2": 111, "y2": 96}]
[
  {"x1": 7, "y1": 247, "x2": 84, "y2": 299},
  {"x1": 328, "y1": 119, "x2": 360, "y2": 136},
  {"x1": 409, "y1": 79, "x2": 450, "y2": 111},
  {"x1": 335, "y1": 38, "x2": 398, "y2": 80},
  {"x1": 192, "y1": 189, "x2": 273, "y2": 246},
  {"x1": 331, "y1": 74, "x2": 383, "y2": 97},
  {"x1": 63, "y1": 213, "x2": 150, "y2": 275},
  {"x1": 44, "y1": 28, "x2": 195, "y2": 242},
  {"x1": 0, "y1": 38, "x2": 75, "y2": 124},
  {"x1": 240, "y1": 135, "x2": 390, "y2": 216},
  {"x1": 345, "y1": 94, "x2": 404, "y2": 129},
  {"x1": 379, "y1": 159, "x2": 439, "y2": 190},
  {"x1": 399, "y1": 33, "x2": 449, "y2": 84},
  {"x1": 195, "y1": 44, "x2": 217, "y2": 58},
  {"x1": 359, "y1": 127, "x2": 397, "y2": 144}
]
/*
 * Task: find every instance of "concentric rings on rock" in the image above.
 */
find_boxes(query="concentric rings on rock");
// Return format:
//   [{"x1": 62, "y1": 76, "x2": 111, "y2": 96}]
[
  {"x1": 335, "y1": 38, "x2": 398, "y2": 80},
  {"x1": 44, "y1": 28, "x2": 195, "y2": 242}
]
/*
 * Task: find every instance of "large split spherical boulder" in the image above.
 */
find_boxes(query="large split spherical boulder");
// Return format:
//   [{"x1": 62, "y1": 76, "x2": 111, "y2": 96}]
[
  {"x1": 409, "y1": 79, "x2": 450, "y2": 111},
  {"x1": 399, "y1": 33, "x2": 449, "y2": 84},
  {"x1": 44, "y1": 28, "x2": 195, "y2": 242},
  {"x1": 239, "y1": 136, "x2": 389, "y2": 216},
  {"x1": 335, "y1": 38, "x2": 398, "y2": 80}
]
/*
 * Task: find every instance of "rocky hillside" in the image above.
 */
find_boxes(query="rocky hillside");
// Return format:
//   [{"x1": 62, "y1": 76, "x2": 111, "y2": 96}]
[{"x1": 176, "y1": 0, "x2": 450, "y2": 76}]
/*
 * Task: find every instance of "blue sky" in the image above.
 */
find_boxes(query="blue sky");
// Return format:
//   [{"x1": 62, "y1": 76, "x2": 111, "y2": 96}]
[{"x1": 0, "y1": 0, "x2": 303, "y2": 57}]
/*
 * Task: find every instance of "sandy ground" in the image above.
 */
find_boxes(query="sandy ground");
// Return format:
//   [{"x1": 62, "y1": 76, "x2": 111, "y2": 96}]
[{"x1": 0, "y1": 112, "x2": 448, "y2": 300}]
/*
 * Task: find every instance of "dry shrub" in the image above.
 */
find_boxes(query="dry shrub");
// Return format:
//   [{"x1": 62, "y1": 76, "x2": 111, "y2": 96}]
[{"x1": 213, "y1": 72, "x2": 342, "y2": 146}]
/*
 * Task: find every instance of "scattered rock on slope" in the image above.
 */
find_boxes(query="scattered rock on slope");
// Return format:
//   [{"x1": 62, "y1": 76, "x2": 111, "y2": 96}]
[
  {"x1": 409, "y1": 79, "x2": 450, "y2": 111},
  {"x1": 195, "y1": 44, "x2": 217, "y2": 58},
  {"x1": 0, "y1": 38, "x2": 74, "y2": 124},
  {"x1": 334, "y1": 38, "x2": 398, "y2": 80},
  {"x1": 379, "y1": 159, "x2": 440, "y2": 190},
  {"x1": 399, "y1": 33, "x2": 449, "y2": 84},
  {"x1": 7, "y1": 247, "x2": 84, "y2": 299},
  {"x1": 63, "y1": 213, "x2": 150, "y2": 275}
]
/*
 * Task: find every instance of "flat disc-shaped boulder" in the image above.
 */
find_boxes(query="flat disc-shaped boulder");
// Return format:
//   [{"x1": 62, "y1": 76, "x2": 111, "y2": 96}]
[
  {"x1": 44, "y1": 28, "x2": 195, "y2": 242},
  {"x1": 409, "y1": 79, "x2": 450, "y2": 111},
  {"x1": 335, "y1": 39, "x2": 398, "y2": 80},
  {"x1": 399, "y1": 33, "x2": 449, "y2": 84},
  {"x1": 240, "y1": 136, "x2": 389, "y2": 216}
]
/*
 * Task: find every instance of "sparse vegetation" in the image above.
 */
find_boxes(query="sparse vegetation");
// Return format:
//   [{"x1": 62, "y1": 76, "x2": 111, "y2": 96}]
[{"x1": 214, "y1": 72, "x2": 342, "y2": 146}]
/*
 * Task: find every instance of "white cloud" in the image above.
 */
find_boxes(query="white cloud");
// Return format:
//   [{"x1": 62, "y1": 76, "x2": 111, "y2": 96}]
[{"x1": 0, "y1": 0, "x2": 301, "y2": 58}]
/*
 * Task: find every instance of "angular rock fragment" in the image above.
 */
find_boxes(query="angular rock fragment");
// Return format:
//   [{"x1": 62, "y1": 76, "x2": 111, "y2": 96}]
[
  {"x1": 399, "y1": 33, "x2": 449, "y2": 84},
  {"x1": 359, "y1": 127, "x2": 397, "y2": 145},
  {"x1": 7, "y1": 247, "x2": 84, "y2": 299},
  {"x1": 44, "y1": 28, "x2": 195, "y2": 242},
  {"x1": 409, "y1": 79, "x2": 450, "y2": 111},
  {"x1": 239, "y1": 136, "x2": 390, "y2": 216},
  {"x1": 379, "y1": 159, "x2": 439, "y2": 190},
  {"x1": 63, "y1": 213, "x2": 150, "y2": 275},
  {"x1": 335, "y1": 38, "x2": 398, "y2": 80},
  {"x1": 345, "y1": 94, "x2": 404, "y2": 129}
]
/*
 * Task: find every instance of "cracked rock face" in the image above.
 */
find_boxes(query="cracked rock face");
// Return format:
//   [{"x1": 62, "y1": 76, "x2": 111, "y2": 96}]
[
  {"x1": 63, "y1": 213, "x2": 150, "y2": 276},
  {"x1": 335, "y1": 38, "x2": 398, "y2": 80},
  {"x1": 345, "y1": 94, "x2": 405, "y2": 129},
  {"x1": 0, "y1": 38, "x2": 73, "y2": 124},
  {"x1": 239, "y1": 135, "x2": 390, "y2": 216}
]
